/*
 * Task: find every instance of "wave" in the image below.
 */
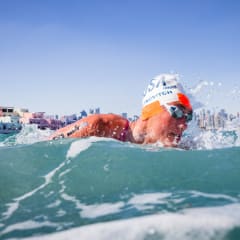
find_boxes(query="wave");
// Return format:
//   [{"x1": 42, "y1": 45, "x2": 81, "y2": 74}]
[
  {"x1": 27, "y1": 203, "x2": 240, "y2": 240},
  {"x1": 0, "y1": 137, "x2": 240, "y2": 239},
  {"x1": 0, "y1": 119, "x2": 240, "y2": 239}
]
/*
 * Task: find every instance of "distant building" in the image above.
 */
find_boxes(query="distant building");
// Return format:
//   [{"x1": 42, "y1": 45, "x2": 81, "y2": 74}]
[
  {"x1": 122, "y1": 112, "x2": 128, "y2": 119},
  {"x1": 0, "y1": 106, "x2": 24, "y2": 134},
  {"x1": 0, "y1": 106, "x2": 15, "y2": 117},
  {"x1": 193, "y1": 108, "x2": 239, "y2": 130},
  {"x1": 95, "y1": 107, "x2": 100, "y2": 114},
  {"x1": 133, "y1": 115, "x2": 139, "y2": 121},
  {"x1": 89, "y1": 109, "x2": 94, "y2": 114},
  {"x1": 79, "y1": 110, "x2": 88, "y2": 119},
  {"x1": 0, "y1": 106, "x2": 29, "y2": 118},
  {"x1": 89, "y1": 108, "x2": 100, "y2": 115},
  {"x1": 61, "y1": 114, "x2": 77, "y2": 125}
]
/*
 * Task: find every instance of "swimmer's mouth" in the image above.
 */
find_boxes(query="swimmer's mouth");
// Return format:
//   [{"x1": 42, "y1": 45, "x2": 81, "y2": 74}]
[{"x1": 167, "y1": 132, "x2": 181, "y2": 141}]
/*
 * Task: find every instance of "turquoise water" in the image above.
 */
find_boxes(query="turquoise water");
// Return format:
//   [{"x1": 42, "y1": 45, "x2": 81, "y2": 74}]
[{"x1": 0, "y1": 125, "x2": 240, "y2": 240}]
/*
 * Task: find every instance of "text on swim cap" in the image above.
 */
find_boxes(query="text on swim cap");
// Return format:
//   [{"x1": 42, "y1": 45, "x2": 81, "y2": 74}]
[
  {"x1": 143, "y1": 90, "x2": 174, "y2": 105},
  {"x1": 143, "y1": 78, "x2": 178, "y2": 97}
]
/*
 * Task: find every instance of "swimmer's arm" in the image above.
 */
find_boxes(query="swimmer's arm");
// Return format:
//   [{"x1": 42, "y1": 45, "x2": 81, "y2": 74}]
[
  {"x1": 49, "y1": 116, "x2": 103, "y2": 140},
  {"x1": 49, "y1": 121, "x2": 90, "y2": 140}
]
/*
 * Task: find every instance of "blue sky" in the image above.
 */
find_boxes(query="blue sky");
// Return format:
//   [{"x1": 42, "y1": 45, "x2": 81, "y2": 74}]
[{"x1": 0, "y1": 0, "x2": 240, "y2": 116}]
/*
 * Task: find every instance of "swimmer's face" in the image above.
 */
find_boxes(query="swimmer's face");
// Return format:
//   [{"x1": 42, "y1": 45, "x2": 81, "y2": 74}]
[{"x1": 145, "y1": 104, "x2": 191, "y2": 147}]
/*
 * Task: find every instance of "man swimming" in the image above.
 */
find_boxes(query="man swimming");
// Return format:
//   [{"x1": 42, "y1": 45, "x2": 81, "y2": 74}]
[{"x1": 49, "y1": 74, "x2": 193, "y2": 147}]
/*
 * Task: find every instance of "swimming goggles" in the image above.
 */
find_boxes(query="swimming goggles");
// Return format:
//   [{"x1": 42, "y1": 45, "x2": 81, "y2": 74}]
[{"x1": 164, "y1": 104, "x2": 193, "y2": 122}]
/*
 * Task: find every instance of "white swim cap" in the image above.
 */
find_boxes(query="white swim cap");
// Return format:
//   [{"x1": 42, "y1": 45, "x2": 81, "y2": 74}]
[{"x1": 142, "y1": 73, "x2": 192, "y2": 120}]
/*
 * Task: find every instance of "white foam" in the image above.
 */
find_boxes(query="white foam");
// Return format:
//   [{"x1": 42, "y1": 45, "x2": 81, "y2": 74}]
[
  {"x1": 28, "y1": 203, "x2": 240, "y2": 240},
  {"x1": 59, "y1": 190, "x2": 237, "y2": 221},
  {"x1": 190, "y1": 190, "x2": 238, "y2": 202},
  {"x1": 56, "y1": 209, "x2": 67, "y2": 217},
  {"x1": 1, "y1": 220, "x2": 58, "y2": 235},
  {"x1": 66, "y1": 139, "x2": 92, "y2": 159},
  {"x1": 128, "y1": 193, "x2": 171, "y2": 211},
  {"x1": 81, "y1": 202, "x2": 125, "y2": 219},
  {"x1": 60, "y1": 192, "x2": 84, "y2": 210},
  {"x1": 60, "y1": 189, "x2": 124, "y2": 219},
  {"x1": 66, "y1": 137, "x2": 109, "y2": 159},
  {"x1": 46, "y1": 199, "x2": 62, "y2": 208}
]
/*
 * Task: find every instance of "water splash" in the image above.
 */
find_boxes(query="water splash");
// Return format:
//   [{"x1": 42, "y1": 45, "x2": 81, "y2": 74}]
[
  {"x1": 186, "y1": 79, "x2": 223, "y2": 110},
  {"x1": 0, "y1": 124, "x2": 52, "y2": 147},
  {"x1": 190, "y1": 80, "x2": 209, "y2": 95},
  {"x1": 180, "y1": 79, "x2": 240, "y2": 150},
  {"x1": 179, "y1": 117, "x2": 240, "y2": 150}
]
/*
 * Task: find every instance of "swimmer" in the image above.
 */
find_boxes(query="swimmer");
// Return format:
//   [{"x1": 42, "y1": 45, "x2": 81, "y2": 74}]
[{"x1": 49, "y1": 74, "x2": 193, "y2": 147}]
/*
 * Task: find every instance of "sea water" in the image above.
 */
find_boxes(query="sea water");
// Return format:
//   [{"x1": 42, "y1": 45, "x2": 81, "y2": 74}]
[{"x1": 0, "y1": 121, "x2": 240, "y2": 240}]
